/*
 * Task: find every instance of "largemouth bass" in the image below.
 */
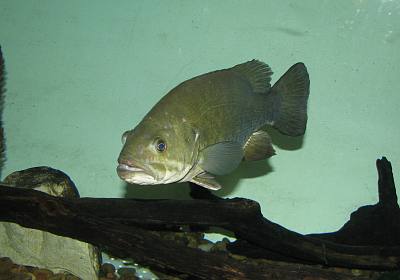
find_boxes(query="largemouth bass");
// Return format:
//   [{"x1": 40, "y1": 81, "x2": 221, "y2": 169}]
[{"x1": 117, "y1": 60, "x2": 310, "y2": 190}]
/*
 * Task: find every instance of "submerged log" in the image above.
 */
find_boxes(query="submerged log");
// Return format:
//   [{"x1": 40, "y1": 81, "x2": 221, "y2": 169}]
[
  {"x1": 0, "y1": 158, "x2": 399, "y2": 279},
  {"x1": 0, "y1": 46, "x2": 6, "y2": 178},
  {"x1": 0, "y1": 167, "x2": 100, "y2": 279},
  {"x1": 0, "y1": 185, "x2": 370, "y2": 279},
  {"x1": 229, "y1": 157, "x2": 400, "y2": 262},
  {"x1": 308, "y1": 157, "x2": 400, "y2": 246}
]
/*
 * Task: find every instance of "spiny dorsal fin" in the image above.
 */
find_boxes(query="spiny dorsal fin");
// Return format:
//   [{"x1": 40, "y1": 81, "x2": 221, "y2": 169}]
[{"x1": 231, "y1": 60, "x2": 273, "y2": 93}]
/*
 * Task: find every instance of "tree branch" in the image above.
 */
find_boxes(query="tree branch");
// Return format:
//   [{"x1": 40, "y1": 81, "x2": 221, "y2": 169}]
[{"x1": 0, "y1": 157, "x2": 399, "y2": 279}]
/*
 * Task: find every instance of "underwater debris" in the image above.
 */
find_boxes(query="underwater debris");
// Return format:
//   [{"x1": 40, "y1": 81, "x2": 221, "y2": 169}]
[
  {"x1": 0, "y1": 158, "x2": 399, "y2": 279},
  {"x1": 0, "y1": 257, "x2": 81, "y2": 280},
  {"x1": 0, "y1": 167, "x2": 100, "y2": 280},
  {"x1": 0, "y1": 46, "x2": 6, "y2": 178}
]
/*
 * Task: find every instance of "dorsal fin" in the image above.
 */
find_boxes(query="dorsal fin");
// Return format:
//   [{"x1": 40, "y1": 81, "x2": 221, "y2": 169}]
[{"x1": 231, "y1": 60, "x2": 273, "y2": 93}]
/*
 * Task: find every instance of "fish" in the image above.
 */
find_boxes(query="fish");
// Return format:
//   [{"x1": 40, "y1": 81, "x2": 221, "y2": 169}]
[{"x1": 117, "y1": 60, "x2": 310, "y2": 190}]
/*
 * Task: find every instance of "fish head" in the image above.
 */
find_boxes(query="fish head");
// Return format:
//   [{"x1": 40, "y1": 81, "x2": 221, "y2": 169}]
[{"x1": 117, "y1": 118, "x2": 200, "y2": 185}]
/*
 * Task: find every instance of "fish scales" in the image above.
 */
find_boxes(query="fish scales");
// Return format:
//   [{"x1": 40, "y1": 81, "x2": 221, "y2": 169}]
[
  {"x1": 117, "y1": 60, "x2": 310, "y2": 190},
  {"x1": 149, "y1": 69, "x2": 274, "y2": 148}
]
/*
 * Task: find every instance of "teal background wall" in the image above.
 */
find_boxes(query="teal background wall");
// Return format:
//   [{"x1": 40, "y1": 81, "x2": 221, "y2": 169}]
[{"x1": 1, "y1": 1, "x2": 399, "y2": 235}]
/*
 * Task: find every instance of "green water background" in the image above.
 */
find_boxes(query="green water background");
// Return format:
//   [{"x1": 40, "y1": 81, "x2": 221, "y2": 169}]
[{"x1": 0, "y1": 0, "x2": 399, "y2": 235}]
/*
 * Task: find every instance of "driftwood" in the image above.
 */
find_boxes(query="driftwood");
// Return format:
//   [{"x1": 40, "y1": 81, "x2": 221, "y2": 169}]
[
  {"x1": 0, "y1": 46, "x2": 6, "y2": 177},
  {"x1": 0, "y1": 158, "x2": 399, "y2": 279}
]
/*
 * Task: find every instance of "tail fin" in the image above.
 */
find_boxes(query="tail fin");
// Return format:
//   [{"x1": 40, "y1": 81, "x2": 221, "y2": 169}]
[
  {"x1": 0, "y1": 46, "x2": 6, "y2": 177},
  {"x1": 271, "y1": 63, "x2": 310, "y2": 136}
]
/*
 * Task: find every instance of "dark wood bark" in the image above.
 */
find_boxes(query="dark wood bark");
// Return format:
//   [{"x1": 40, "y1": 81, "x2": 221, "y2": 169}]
[
  {"x1": 0, "y1": 46, "x2": 6, "y2": 178},
  {"x1": 0, "y1": 157, "x2": 399, "y2": 279},
  {"x1": 0, "y1": 185, "x2": 376, "y2": 280},
  {"x1": 308, "y1": 157, "x2": 400, "y2": 246},
  {"x1": 230, "y1": 157, "x2": 400, "y2": 263}
]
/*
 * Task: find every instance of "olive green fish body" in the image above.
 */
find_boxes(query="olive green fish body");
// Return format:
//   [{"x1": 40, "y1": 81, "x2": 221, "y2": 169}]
[
  {"x1": 152, "y1": 69, "x2": 273, "y2": 145},
  {"x1": 117, "y1": 60, "x2": 310, "y2": 190}
]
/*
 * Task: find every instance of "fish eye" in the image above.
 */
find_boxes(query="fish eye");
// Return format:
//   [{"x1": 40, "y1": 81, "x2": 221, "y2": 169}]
[
  {"x1": 155, "y1": 139, "x2": 167, "y2": 152},
  {"x1": 121, "y1": 131, "x2": 130, "y2": 145}
]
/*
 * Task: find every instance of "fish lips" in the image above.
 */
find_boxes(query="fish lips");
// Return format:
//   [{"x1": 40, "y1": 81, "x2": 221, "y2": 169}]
[{"x1": 116, "y1": 161, "x2": 156, "y2": 184}]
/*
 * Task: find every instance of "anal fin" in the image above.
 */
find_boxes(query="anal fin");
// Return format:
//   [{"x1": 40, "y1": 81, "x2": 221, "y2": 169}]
[{"x1": 243, "y1": 130, "x2": 276, "y2": 161}]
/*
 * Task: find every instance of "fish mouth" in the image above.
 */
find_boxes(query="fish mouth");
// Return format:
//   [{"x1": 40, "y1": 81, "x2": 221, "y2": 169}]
[
  {"x1": 116, "y1": 159, "x2": 156, "y2": 184},
  {"x1": 117, "y1": 164, "x2": 145, "y2": 173}
]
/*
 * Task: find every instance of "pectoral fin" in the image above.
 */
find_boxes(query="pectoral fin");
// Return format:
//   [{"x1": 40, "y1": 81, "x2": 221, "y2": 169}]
[
  {"x1": 200, "y1": 141, "x2": 244, "y2": 175},
  {"x1": 190, "y1": 172, "x2": 222, "y2": 190},
  {"x1": 244, "y1": 130, "x2": 276, "y2": 161}
]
